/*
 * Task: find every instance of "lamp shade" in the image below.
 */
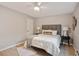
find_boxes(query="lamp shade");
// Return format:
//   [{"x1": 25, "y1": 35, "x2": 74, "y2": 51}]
[
  {"x1": 62, "y1": 26, "x2": 69, "y2": 36},
  {"x1": 37, "y1": 27, "x2": 40, "y2": 30},
  {"x1": 62, "y1": 26, "x2": 68, "y2": 31}
]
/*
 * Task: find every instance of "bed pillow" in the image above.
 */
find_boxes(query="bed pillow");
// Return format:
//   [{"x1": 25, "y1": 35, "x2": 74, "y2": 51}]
[
  {"x1": 52, "y1": 30, "x2": 57, "y2": 35},
  {"x1": 42, "y1": 30, "x2": 53, "y2": 35},
  {"x1": 42, "y1": 30, "x2": 57, "y2": 35}
]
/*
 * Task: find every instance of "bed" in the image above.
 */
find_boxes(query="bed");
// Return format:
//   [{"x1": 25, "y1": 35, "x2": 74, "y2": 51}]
[{"x1": 31, "y1": 25, "x2": 61, "y2": 56}]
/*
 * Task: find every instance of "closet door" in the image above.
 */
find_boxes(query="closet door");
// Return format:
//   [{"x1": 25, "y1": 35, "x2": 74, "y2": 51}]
[{"x1": 25, "y1": 18, "x2": 33, "y2": 39}]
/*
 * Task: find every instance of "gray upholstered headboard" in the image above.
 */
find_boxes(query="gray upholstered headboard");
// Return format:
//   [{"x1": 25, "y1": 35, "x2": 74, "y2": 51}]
[{"x1": 42, "y1": 24, "x2": 61, "y2": 35}]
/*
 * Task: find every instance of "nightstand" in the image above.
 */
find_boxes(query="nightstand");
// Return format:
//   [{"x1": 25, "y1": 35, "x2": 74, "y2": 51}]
[
  {"x1": 61, "y1": 36, "x2": 70, "y2": 46},
  {"x1": 35, "y1": 33, "x2": 39, "y2": 35}
]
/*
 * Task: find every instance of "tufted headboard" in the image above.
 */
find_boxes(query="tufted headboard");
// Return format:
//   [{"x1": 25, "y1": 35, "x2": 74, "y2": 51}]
[{"x1": 42, "y1": 24, "x2": 61, "y2": 35}]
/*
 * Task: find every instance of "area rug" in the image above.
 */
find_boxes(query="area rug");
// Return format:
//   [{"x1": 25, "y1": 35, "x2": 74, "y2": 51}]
[
  {"x1": 17, "y1": 47, "x2": 37, "y2": 56},
  {"x1": 17, "y1": 45, "x2": 74, "y2": 56}
]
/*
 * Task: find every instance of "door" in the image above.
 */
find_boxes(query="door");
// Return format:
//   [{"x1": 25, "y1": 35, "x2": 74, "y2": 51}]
[{"x1": 25, "y1": 18, "x2": 33, "y2": 39}]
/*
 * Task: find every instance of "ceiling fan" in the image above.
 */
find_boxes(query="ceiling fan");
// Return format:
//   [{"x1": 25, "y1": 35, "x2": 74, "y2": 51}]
[
  {"x1": 33, "y1": 2, "x2": 47, "y2": 11},
  {"x1": 25, "y1": 2, "x2": 47, "y2": 12}
]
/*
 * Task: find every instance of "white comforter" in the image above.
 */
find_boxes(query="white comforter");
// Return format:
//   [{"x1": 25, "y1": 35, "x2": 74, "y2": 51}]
[{"x1": 31, "y1": 34, "x2": 61, "y2": 56}]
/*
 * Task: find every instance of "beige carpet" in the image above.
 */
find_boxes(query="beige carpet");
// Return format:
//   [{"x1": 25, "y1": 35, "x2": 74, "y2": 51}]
[{"x1": 17, "y1": 47, "x2": 37, "y2": 56}]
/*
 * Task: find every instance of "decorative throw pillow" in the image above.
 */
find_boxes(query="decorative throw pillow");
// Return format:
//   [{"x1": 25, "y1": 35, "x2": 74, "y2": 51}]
[
  {"x1": 42, "y1": 30, "x2": 53, "y2": 35},
  {"x1": 52, "y1": 30, "x2": 57, "y2": 35}
]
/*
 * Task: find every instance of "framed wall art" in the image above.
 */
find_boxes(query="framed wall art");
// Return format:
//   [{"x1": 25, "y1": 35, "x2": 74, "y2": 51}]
[{"x1": 73, "y1": 16, "x2": 77, "y2": 30}]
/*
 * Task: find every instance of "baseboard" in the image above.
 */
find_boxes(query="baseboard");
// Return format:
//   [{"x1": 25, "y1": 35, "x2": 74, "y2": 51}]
[{"x1": 0, "y1": 41, "x2": 24, "y2": 52}]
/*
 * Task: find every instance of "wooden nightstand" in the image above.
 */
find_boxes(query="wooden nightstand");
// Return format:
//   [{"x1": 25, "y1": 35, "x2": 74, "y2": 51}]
[{"x1": 61, "y1": 36, "x2": 70, "y2": 46}]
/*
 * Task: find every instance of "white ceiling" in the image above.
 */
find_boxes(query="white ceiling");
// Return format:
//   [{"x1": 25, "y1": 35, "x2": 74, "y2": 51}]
[{"x1": 0, "y1": 2, "x2": 78, "y2": 18}]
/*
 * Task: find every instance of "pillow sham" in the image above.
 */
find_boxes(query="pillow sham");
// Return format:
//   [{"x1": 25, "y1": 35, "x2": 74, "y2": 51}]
[
  {"x1": 42, "y1": 30, "x2": 53, "y2": 35},
  {"x1": 52, "y1": 30, "x2": 57, "y2": 35},
  {"x1": 42, "y1": 30, "x2": 57, "y2": 35}
]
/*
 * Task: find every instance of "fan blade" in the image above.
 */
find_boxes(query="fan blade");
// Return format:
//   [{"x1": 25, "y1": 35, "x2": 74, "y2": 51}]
[
  {"x1": 40, "y1": 6, "x2": 47, "y2": 8},
  {"x1": 25, "y1": 2, "x2": 34, "y2": 7},
  {"x1": 37, "y1": 2, "x2": 42, "y2": 6}
]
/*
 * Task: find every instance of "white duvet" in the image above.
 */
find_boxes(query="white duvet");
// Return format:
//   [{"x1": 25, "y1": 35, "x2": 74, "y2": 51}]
[{"x1": 31, "y1": 34, "x2": 61, "y2": 56}]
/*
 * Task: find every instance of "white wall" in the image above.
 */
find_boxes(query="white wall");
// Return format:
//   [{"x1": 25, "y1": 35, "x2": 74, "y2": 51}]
[
  {"x1": 0, "y1": 5, "x2": 34, "y2": 50},
  {"x1": 35, "y1": 14, "x2": 73, "y2": 34},
  {"x1": 73, "y1": 4, "x2": 79, "y2": 52}
]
